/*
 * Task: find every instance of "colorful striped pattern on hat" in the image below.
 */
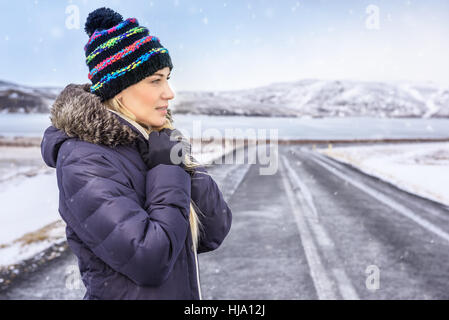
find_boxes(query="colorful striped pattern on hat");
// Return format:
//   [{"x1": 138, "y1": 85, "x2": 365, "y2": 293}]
[
  {"x1": 84, "y1": 18, "x2": 137, "y2": 52},
  {"x1": 84, "y1": 17, "x2": 173, "y2": 102}
]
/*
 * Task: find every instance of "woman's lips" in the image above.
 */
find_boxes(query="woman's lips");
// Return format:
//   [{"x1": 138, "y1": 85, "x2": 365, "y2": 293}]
[{"x1": 156, "y1": 106, "x2": 168, "y2": 114}]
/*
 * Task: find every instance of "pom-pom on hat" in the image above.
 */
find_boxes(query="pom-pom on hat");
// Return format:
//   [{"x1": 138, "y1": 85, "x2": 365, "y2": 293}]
[{"x1": 84, "y1": 7, "x2": 173, "y2": 102}]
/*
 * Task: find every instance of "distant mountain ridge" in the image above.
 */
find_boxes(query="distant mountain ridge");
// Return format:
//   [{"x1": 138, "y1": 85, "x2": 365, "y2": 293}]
[
  {"x1": 0, "y1": 80, "x2": 61, "y2": 113},
  {"x1": 171, "y1": 79, "x2": 449, "y2": 118},
  {"x1": 1, "y1": 79, "x2": 448, "y2": 118}
]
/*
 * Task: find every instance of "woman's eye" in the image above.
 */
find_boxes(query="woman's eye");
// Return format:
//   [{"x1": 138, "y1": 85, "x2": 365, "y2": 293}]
[{"x1": 152, "y1": 77, "x2": 170, "y2": 83}]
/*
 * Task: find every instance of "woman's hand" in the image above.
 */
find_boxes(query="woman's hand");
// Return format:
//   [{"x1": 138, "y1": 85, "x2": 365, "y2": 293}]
[{"x1": 136, "y1": 128, "x2": 191, "y2": 170}]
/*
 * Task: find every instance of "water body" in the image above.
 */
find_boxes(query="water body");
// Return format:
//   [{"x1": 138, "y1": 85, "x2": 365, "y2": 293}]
[{"x1": 1, "y1": 113, "x2": 448, "y2": 140}]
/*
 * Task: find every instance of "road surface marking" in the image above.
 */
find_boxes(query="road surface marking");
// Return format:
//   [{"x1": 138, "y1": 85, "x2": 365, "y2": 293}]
[
  {"x1": 280, "y1": 156, "x2": 337, "y2": 299},
  {"x1": 306, "y1": 149, "x2": 449, "y2": 244},
  {"x1": 281, "y1": 155, "x2": 360, "y2": 300}
]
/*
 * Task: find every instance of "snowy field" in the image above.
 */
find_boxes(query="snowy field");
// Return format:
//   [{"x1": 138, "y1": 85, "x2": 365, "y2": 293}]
[
  {"x1": 317, "y1": 142, "x2": 449, "y2": 207},
  {"x1": 0, "y1": 141, "x2": 236, "y2": 269}
]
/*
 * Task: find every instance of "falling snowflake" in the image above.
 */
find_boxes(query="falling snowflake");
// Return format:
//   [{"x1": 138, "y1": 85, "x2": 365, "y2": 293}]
[{"x1": 264, "y1": 7, "x2": 274, "y2": 19}]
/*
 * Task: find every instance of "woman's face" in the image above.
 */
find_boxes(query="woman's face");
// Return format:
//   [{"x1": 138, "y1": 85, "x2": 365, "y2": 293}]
[{"x1": 116, "y1": 67, "x2": 174, "y2": 128}]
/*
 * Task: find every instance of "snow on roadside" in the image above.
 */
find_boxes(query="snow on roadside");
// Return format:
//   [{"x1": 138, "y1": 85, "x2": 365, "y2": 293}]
[
  {"x1": 0, "y1": 165, "x2": 65, "y2": 267},
  {"x1": 191, "y1": 138, "x2": 236, "y2": 165},
  {"x1": 0, "y1": 141, "x2": 236, "y2": 269},
  {"x1": 317, "y1": 142, "x2": 449, "y2": 207}
]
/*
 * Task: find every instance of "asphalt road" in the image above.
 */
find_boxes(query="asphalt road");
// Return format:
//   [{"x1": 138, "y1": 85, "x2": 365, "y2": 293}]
[{"x1": 1, "y1": 143, "x2": 449, "y2": 299}]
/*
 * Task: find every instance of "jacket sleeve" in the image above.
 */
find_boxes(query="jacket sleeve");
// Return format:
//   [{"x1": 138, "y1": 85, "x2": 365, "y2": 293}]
[
  {"x1": 60, "y1": 151, "x2": 191, "y2": 287},
  {"x1": 190, "y1": 165, "x2": 232, "y2": 254}
]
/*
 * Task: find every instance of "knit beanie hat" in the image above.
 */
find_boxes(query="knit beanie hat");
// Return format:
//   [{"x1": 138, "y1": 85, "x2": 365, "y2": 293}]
[{"x1": 84, "y1": 7, "x2": 173, "y2": 102}]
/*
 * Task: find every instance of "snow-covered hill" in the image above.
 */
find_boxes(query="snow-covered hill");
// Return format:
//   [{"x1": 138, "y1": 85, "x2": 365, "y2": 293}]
[
  {"x1": 171, "y1": 79, "x2": 449, "y2": 118},
  {"x1": 1, "y1": 79, "x2": 448, "y2": 118},
  {"x1": 0, "y1": 80, "x2": 61, "y2": 114}
]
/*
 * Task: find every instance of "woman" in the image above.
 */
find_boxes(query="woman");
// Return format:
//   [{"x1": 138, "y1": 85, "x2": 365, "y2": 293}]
[{"x1": 40, "y1": 7, "x2": 232, "y2": 300}]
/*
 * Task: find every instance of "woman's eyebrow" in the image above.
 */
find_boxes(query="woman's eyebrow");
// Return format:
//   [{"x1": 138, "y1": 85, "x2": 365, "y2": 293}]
[{"x1": 153, "y1": 72, "x2": 171, "y2": 77}]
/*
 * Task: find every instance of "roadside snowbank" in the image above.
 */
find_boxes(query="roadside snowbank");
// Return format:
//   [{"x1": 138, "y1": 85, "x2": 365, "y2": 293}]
[{"x1": 317, "y1": 142, "x2": 449, "y2": 207}]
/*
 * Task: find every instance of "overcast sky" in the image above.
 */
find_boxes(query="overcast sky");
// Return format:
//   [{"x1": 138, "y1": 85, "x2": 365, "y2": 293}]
[{"x1": 1, "y1": 0, "x2": 449, "y2": 91}]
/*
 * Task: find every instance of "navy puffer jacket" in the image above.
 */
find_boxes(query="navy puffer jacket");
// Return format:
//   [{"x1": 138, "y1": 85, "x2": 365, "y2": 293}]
[{"x1": 40, "y1": 83, "x2": 232, "y2": 300}]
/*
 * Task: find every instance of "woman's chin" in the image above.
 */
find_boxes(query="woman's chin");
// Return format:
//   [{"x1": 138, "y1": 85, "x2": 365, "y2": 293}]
[{"x1": 147, "y1": 117, "x2": 167, "y2": 128}]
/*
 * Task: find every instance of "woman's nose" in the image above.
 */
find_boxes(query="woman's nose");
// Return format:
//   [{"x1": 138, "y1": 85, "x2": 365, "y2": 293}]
[{"x1": 162, "y1": 83, "x2": 175, "y2": 100}]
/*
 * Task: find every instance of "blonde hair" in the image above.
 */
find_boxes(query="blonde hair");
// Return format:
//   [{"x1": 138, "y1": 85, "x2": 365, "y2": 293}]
[{"x1": 103, "y1": 96, "x2": 208, "y2": 251}]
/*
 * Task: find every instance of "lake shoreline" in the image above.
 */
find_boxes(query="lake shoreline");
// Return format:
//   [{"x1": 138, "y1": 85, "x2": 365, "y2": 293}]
[{"x1": 1, "y1": 135, "x2": 449, "y2": 148}]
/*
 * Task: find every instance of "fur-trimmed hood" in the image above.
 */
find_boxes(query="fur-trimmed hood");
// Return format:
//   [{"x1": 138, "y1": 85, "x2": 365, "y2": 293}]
[{"x1": 40, "y1": 82, "x2": 172, "y2": 168}]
